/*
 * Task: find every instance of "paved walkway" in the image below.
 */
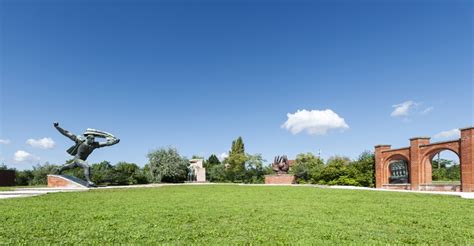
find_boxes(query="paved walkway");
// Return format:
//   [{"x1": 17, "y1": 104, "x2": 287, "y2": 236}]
[
  {"x1": 0, "y1": 188, "x2": 89, "y2": 199},
  {"x1": 1, "y1": 183, "x2": 473, "y2": 199}
]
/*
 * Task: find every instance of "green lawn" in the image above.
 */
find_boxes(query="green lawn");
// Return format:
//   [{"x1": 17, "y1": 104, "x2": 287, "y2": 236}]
[{"x1": 0, "y1": 185, "x2": 473, "y2": 244}]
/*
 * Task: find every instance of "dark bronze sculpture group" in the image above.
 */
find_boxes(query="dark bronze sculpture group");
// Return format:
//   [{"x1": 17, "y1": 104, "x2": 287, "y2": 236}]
[
  {"x1": 53, "y1": 122, "x2": 120, "y2": 187},
  {"x1": 272, "y1": 155, "x2": 290, "y2": 174}
]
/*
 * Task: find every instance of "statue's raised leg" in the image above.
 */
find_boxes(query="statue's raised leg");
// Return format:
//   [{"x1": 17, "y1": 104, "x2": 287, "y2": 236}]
[{"x1": 56, "y1": 161, "x2": 77, "y2": 174}]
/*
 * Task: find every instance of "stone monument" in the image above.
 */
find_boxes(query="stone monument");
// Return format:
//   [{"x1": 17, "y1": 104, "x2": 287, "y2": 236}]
[
  {"x1": 189, "y1": 159, "x2": 206, "y2": 182},
  {"x1": 265, "y1": 155, "x2": 296, "y2": 184},
  {"x1": 49, "y1": 122, "x2": 120, "y2": 188}
]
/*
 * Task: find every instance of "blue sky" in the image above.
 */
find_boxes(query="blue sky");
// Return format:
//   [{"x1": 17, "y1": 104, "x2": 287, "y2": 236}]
[{"x1": 1, "y1": 0, "x2": 472, "y2": 169}]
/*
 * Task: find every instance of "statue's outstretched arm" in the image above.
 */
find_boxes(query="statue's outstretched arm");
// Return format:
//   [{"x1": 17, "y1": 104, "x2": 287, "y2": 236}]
[
  {"x1": 98, "y1": 136, "x2": 120, "y2": 148},
  {"x1": 53, "y1": 122, "x2": 78, "y2": 142}
]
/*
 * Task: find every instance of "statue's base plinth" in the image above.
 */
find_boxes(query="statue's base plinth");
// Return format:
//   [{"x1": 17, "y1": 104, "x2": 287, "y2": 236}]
[
  {"x1": 265, "y1": 174, "x2": 296, "y2": 184},
  {"x1": 47, "y1": 175, "x2": 89, "y2": 188}
]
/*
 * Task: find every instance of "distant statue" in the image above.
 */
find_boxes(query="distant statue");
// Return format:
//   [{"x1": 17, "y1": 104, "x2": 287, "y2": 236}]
[
  {"x1": 272, "y1": 155, "x2": 290, "y2": 174},
  {"x1": 188, "y1": 165, "x2": 196, "y2": 182},
  {"x1": 53, "y1": 122, "x2": 120, "y2": 187}
]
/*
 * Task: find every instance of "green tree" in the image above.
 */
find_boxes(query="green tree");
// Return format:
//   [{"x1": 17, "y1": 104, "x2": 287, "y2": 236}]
[
  {"x1": 231, "y1": 137, "x2": 245, "y2": 155},
  {"x1": 115, "y1": 162, "x2": 148, "y2": 185},
  {"x1": 207, "y1": 164, "x2": 226, "y2": 182},
  {"x1": 319, "y1": 156, "x2": 352, "y2": 185},
  {"x1": 243, "y1": 153, "x2": 266, "y2": 183},
  {"x1": 206, "y1": 154, "x2": 221, "y2": 167},
  {"x1": 290, "y1": 153, "x2": 324, "y2": 184},
  {"x1": 347, "y1": 151, "x2": 375, "y2": 187},
  {"x1": 204, "y1": 154, "x2": 221, "y2": 181},
  {"x1": 30, "y1": 163, "x2": 58, "y2": 185},
  {"x1": 15, "y1": 170, "x2": 33, "y2": 186},
  {"x1": 224, "y1": 137, "x2": 247, "y2": 182},
  {"x1": 91, "y1": 161, "x2": 116, "y2": 185},
  {"x1": 432, "y1": 158, "x2": 460, "y2": 181},
  {"x1": 147, "y1": 147, "x2": 189, "y2": 183},
  {"x1": 0, "y1": 163, "x2": 13, "y2": 171}
]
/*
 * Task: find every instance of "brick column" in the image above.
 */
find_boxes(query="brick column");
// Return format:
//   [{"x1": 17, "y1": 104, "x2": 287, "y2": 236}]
[
  {"x1": 375, "y1": 145, "x2": 391, "y2": 188},
  {"x1": 460, "y1": 127, "x2": 474, "y2": 192},
  {"x1": 409, "y1": 137, "x2": 430, "y2": 190}
]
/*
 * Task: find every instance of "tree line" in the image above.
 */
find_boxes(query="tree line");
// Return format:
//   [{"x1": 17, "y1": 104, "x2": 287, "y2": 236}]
[{"x1": 0, "y1": 136, "x2": 459, "y2": 187}]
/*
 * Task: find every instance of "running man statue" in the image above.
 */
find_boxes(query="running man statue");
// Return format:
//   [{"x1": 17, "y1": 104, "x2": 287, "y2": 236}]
[{"x1": 53, "y1": 122, "x2": 120, "y2": 187}]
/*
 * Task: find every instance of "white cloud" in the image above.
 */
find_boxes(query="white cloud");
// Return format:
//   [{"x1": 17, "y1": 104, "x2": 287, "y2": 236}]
[
  {"x1": 218, "y1": 152, "x2": 229, "y2": 161},
  {"x1": 433, "y1": 129, "x2": 460, "y2": 139},
  {"x1": 421, "y1": 106, "x2": 434, "y2": 115},
  {"x1": 13, "y1": 150, "x2": 40, "y2": 163},
  {"x1": 0, "y1": 139, "x2": 11, "y2": 144},
  {"x1": 391, "y1": 101, "x2": 417, "y2": 117},
  {"x1": 26, "y1": 137, "x2": 55, "y2": 149},
  {"x1": 281, "y1": 109, "x2": 349, "y2": 135}
]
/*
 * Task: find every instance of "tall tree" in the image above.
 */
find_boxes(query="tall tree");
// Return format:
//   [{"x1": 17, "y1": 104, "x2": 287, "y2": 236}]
[
  {"x1": 147, "y1": 147, "x2": 189, "y2": 183},
  {"x1": 225, "y1": 137, "x2": 247, "y2": 181},
  {"x1": 206, "y1": 154, "x2": 221, "y2": 167},
  {"x1": 230, "y1": 137, "x2": 245, "y2": 155}
]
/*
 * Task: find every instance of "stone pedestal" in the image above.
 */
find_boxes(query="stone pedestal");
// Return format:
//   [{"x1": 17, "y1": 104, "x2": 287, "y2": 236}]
[
  {"x1": 265, "y1": 174, "x2": 296, "y2": 184},
  {"x1": 47, "y1": 175, "x2": 89, "y2": 188}
]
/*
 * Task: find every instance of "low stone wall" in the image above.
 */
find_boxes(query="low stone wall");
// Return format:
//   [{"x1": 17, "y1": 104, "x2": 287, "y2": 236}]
[
  {"x1": 419, "y1": 184, "x2": 461, "y2": 192},
  {"x1": 382, "y1": 183, "x2": 462, "y2": 192},
  {"x1": 382, "y1": 184, "x2": 411, "y2": 190},
  {"x1": 265, "y1": 174, "x2": 296, "y2": 184}
]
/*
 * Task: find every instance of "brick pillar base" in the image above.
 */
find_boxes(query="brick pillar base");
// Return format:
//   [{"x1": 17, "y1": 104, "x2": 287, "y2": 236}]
[
  {"x1": 47, "y1": 175, "x2": 89, "y2": 188},
  {"x1": 265, "y1": 174, "x2": 296, "y2": 184}
]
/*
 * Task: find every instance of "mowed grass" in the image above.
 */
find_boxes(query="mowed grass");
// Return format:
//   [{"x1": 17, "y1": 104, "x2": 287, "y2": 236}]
[{"x1": 0, "y1": 185, "x2": 473, "y2": 244}]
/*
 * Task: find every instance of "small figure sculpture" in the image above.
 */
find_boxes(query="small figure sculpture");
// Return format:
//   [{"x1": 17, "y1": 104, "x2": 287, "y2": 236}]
[
  {"x1": 53, "y1": 122, "x2": 120, "y2": 187},
  {"x1": 188, "y1": 165, "x2": 196, "y2": 182},
  {"x1": 272, "y1": 155, "x2": 290, "y2": 174}
]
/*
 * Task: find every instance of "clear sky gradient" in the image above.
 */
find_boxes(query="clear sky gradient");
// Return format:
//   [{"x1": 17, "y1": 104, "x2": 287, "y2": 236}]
[{"x1": 1, "y1": 0, "x2": 472, "y2": 169}]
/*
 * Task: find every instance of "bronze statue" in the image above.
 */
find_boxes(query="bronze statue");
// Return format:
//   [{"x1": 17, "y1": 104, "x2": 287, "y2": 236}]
[
  {"x1": 53, "y1": 122, "x2": 120, "y2": 187},
  {"x1": 272, "y1": 155, "x2": 290, "y2": 174}
]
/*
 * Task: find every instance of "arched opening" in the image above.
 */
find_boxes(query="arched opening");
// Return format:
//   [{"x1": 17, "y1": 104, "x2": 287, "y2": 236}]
[
  {"x1": 430, "y1": 150, "x2": 460, "y2": 185},
  {"x1": 388, "y1": 160, "x2": 409, "y2": 184}
]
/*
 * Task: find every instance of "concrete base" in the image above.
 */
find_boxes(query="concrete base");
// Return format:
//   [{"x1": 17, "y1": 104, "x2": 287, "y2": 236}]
[
  {"x1": 382, "y1": 184, "x2": 411, "y2": 190},
  {"x1": 382, "y1": 183, "x2": 462, "y2": 192},
  {"x1": 265, "y1": 174, "x2": 296, "y2": 184},
  {"x1": 419, "y1": 184, "x2": 461, "y2": 192},
  {"x1": 47, "y1": 175, "x2": 89, "y2": 188}
]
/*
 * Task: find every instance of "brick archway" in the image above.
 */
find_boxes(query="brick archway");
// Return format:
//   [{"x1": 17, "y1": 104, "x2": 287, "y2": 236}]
[{"x1": 375, "y1": 127, "x2": 473, "y2": 192}]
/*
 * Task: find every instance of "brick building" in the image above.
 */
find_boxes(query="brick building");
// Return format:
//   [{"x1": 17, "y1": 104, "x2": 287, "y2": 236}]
[{"x1": 375, "y1": 127, "x2": 473, "y2": 192}]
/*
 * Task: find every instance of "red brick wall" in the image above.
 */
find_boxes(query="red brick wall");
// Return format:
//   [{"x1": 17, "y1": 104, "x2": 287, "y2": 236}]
[
  {"x1": 460, "y1": 127, "x2": 473, "y2": 192},
  {"x1": 265, "y1": 174, "x2": 295, "y2": 184},
  {"x1": 374, "y1": 145, "x2": 391, "y2": 188},
  {"x1": 47, "y1": 175, "x2": 80, "y2": 188},
  {"x1": 409, "y1": 137, "x2": 430, "y2": 190}
]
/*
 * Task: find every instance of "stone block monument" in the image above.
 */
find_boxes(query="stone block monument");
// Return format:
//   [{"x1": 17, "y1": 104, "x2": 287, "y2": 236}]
[
  {"x1": 265, "y1": 155, "x2": 296, "y2": 184},
  {"x1": 189, "y1": 159, "x2": 206, "y2": 182}
]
